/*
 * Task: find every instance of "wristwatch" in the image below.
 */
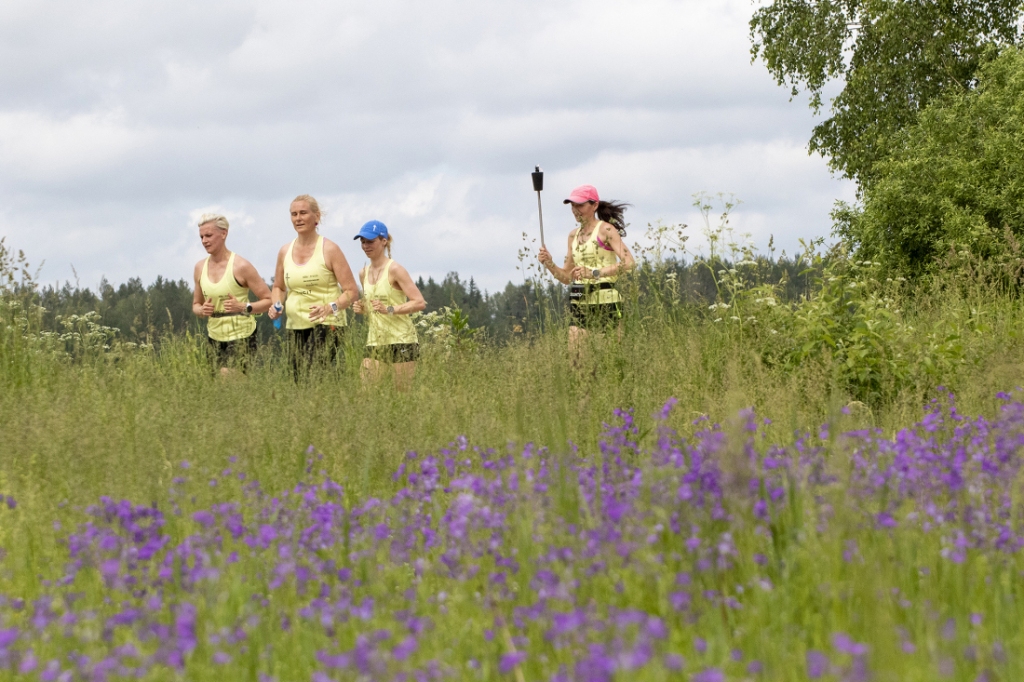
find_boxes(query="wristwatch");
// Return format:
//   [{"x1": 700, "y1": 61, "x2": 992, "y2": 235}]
[
  {"x1": 244, "y1": 302, "x2": 253, "y2": 314},
  {"x1": 329, "y1": 301, "x2": 339, "y2": 314},
  {"x1": 592, "y1": 268, "x2": 600, "y2": 279},
  {"x1": 386, "y1": 305, "x2": 395, "y2": 315}
]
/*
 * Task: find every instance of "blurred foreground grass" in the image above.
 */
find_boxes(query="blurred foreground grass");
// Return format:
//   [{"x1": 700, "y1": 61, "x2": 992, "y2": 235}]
[{"x1": 4, "y1": 260, "x2": 1024, "y2": 680}]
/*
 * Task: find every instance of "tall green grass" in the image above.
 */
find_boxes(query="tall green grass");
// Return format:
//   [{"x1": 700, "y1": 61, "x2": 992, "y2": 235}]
[
  {"x1": 3, "y1": 270, "x2": 1024, "y2": 511},
  {"x1": 4, "y1": 253, "x2": 1024, "y2": 680}
]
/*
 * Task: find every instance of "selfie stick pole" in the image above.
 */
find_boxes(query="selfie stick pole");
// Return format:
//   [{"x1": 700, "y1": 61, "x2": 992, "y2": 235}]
[{"x1": 532, "y1": 166, "x2": 546, "y2": 248}]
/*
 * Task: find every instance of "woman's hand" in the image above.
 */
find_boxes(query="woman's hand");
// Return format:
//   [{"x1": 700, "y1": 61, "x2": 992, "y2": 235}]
[
  {"x1": 309, "y1": 304, "x2": 333, "y2": 322},
  {"x1": 197, "y1": 298, "x2": 215, "y2": 317},
  {"x1": 570, "y1": 266, "x2": 586, "y2": 281},
  {"x1": 370, "y1": 299, "x2": 389, "y2": 314},
  {"x1": 268, "y1": 302, "x2": 282, "y2": 320},
  {"x1": 351, "y1": 299, "x2": 364, "y2": 314},
  {"x1": 538, "y1": 246, "x2": 553, "y2": 266},
  {"x1": 222, "y1": 295, "x2": 245, "y2": 314}
]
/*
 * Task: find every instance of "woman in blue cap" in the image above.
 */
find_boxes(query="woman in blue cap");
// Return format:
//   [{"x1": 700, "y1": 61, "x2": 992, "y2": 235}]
[{"x1": 350, "y1": 220, "x2": 426, "y2": 389}]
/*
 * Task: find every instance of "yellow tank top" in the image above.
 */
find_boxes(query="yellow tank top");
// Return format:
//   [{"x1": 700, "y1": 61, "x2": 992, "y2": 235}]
[
  {"x1": 200, "y1": 252, "x2": 257, "y2": 342},
  {"x1": 571, "y1": 221, "x2": 621, "y2": 305},
  {"x1": 283, "y1": 236, "x2": 347, "y2": 330},
  {"x1": 361, "y1": 260, "x2": 418, "y2": 346}
]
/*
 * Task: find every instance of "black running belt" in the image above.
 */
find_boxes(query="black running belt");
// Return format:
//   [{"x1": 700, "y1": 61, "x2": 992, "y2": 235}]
[{"x1": 569, "y1": 282, "x2": 615, "y2": 302}]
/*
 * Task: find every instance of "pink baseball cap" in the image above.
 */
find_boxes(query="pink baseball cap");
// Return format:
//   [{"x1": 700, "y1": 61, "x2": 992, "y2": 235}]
[{"x1": 563, "y1": 184, "x2": 600, "y2": 204}]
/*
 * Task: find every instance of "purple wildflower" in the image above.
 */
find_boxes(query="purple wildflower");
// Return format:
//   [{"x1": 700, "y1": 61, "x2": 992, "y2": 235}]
[
  {"x1": 807, "y1": 650, "x2": 829, "y2": 679},
  {"x1": 692, "y1": 668, "x2": 724, "y2": 682},
  {"x1": 499, "y1": 652, "x2": 527, "y2": 674}
]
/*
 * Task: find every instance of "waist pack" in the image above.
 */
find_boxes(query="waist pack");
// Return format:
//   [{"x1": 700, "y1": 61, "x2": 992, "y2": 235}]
[{"x1": 569, "y1": 282, "x2": 614, "y2": 303}]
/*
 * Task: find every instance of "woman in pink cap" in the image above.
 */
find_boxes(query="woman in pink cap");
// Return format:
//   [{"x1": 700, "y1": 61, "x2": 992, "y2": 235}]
[{"x1": 537, "y1": 184, "x2": 635, "y2": 350}]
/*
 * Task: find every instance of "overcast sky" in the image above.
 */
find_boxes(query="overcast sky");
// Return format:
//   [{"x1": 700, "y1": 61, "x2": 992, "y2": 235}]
[{"x1": 0, "y1": 0, "x2": 854, "y2": 294}]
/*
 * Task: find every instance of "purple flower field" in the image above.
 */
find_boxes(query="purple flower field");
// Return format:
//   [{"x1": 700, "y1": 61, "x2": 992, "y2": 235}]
[{"x1": 1, "y1": 393, "x2": 1023, "y2": 681}]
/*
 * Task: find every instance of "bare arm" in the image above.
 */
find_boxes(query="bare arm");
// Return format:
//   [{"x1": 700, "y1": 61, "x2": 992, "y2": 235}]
[
  {"x1": 268, "y1": 245, "x2": 288, "y2": 321},
  {"x1": 310, "y1": 239, "x2": 360, "y2": 322},
  {"x1": 324, "y1": 239, "x2": 359, "y2": 309},
  {"x1": 351, "y1": 267, "x2": 367, "y2": 315},
  {"x1": 537, "y1": 230, "x2": 577, "y2": 284},
  {"x1": 228, "y1": 256, "x2": 273, "y2": 314},
  {"x1": 368, "y1": 262, "x2": 426, "y2": 315},
  {"x1": 596, "y1": 222, "x2": 634, "y2": 277},
  {"x1": 192, "y1": 261, "x2": 214, "y2": 317}
]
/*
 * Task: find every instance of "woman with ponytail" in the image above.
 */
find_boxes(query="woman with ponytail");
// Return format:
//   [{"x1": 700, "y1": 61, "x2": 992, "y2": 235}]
[
  {"x1": 537, "y1": 184, "x2": 635, "y2": 350},
  {"x1": 350, "y1": 220, "x2": 426, "y2": 390}
]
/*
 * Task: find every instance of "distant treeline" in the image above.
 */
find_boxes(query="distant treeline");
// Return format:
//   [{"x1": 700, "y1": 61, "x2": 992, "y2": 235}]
[{"x1": 19, "y1": 256, "x2": 819, "y2": 344}]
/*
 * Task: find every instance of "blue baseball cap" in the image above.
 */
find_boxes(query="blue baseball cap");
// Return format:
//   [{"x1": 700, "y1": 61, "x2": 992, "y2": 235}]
[{"x1": 354, "y1": 220, "x2": 389, "y2": 240}]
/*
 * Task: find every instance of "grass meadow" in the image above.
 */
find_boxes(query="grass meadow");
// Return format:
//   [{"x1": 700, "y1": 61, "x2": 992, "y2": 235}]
[{"x1": 3, "y1": 252, "x2": 1024, "y2": 681}]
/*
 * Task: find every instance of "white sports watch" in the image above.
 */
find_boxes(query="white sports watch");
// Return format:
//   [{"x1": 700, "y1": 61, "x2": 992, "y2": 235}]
[{"x1": 329, "y1": 301, "x2": 339, "y2": 314}]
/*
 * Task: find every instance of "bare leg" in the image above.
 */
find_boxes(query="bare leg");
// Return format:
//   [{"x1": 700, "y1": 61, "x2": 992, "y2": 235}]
[
  {"x1": 569, "y1": 325, "x2": 589, "y2": 368},
  {"x1": 392, "y1": 361, "x2": 416, "y2": 392},
  {"x1": 361, "y1": 357, "x2": 384, "y2": 384}
]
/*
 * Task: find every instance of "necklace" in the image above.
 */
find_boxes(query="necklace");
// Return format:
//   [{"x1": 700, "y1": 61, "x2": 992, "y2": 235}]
[{"x1": 368, "y1": 261, "x2": 387, "y2": 285}]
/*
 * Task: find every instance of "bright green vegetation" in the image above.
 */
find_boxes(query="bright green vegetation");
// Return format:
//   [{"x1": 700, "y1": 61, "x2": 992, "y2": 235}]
[
  {"x1": 750, "y1": 0, "x2": 1024, "y2": 186},
  {"x1": 836, "y1": 48, "x2": 1024, "y2": 278},
  {"x1": 4, "y1": 229, "x2": 1024, "y2": 679},
  {"x1": 2, "y1": 251, "x2": 1022, "y2": 511}
]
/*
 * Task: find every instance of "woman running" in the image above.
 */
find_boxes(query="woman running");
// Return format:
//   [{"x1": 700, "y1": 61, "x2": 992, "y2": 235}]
[
  {"x1": 537, "y1": 184, "x2": 635, "y2": 351},
  {"x1": 191, "y1": 213, "x2": 273, "y2": 374},
  {"x1": 350, "y1": 220, "x2": 426, "y2": 390},
  {"x1": 267, "y1": 195, "x2": 359, "y2": 375}
]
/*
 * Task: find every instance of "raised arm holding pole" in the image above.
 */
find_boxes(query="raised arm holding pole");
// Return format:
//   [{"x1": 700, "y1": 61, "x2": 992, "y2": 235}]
[{"x1": 532, "y1": 165, "x2": 546, "y2": 249}]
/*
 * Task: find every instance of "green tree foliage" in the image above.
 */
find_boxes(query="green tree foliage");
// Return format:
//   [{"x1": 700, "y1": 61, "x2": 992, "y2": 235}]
[
  {"x1": 750, "y1": 0, "x2": 1024, "y2": 185},
  {"x1": 835, "y1": 48, "x2": 1024, "y2": 276},
  {"x1": 32, "y1": 275, "x2": 200, "y2": 343},
  {"x1": 8, "y1": 258, "x2": 816, "y2": 346}
]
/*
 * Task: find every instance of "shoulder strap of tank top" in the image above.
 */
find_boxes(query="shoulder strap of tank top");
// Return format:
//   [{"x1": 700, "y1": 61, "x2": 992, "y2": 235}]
[
  {"x1": 226, "y1": 251, "x2": 238, "y2": 287},
  {"x1": 201, "y1": 256, "x2": 211, "y2": 281},
  {"x1": 285, "y1": 239, "x2": 296, "y2": 266}
]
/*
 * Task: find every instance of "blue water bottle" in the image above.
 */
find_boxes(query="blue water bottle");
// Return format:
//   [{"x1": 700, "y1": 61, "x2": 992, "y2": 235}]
[{"x1": 273, "y1": 302, "x2": 283, "y2": 330}]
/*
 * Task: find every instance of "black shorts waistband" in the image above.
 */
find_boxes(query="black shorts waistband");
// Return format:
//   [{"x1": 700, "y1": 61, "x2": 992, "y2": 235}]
[{"x1": 569, "y1": 282, "x2": 615, "y2": 292}]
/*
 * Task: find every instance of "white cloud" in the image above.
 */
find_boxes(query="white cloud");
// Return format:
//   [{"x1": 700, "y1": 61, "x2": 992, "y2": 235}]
[
  {"x1": 0, "y1": 0, "x2": 853, "y2": 297},
  {"x1": 0, "y1": 109, "x2": 150, "y2": 181}
]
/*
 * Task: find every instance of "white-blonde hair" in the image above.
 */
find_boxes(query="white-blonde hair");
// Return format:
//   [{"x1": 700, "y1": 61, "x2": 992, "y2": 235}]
[{"x1": 198, "y1": 214, "x2": 229, "y2": 231}]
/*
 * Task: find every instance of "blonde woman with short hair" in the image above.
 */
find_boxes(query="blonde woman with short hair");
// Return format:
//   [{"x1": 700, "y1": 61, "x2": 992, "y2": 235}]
[{"x1": 191, "y1": 213, "x2": 272, "y2": 374}]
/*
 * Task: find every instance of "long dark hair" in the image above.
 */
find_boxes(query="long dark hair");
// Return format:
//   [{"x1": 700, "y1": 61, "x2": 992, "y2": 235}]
[{"x1": 596, "y1": 200, "x2": 630, "y2": 237}]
